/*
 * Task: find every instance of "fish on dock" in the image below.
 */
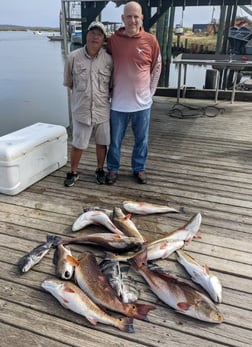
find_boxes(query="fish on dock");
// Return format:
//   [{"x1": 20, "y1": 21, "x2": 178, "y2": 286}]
[
  {"x1": 104, "y1": 238, "x2": 184, "y2": 262},
  {"x1": 72, "y1": 210, "x2": 124, "y2": 234},
  {"x1": 123, "y1": 200, "x2": 183, "y2": 215},
  {"x1": 53, "y1": 244, "x2": 74, "y2": 280},
  {"x1": 153, "y1": 212, "x2": 202, "y2": 244},
  {"x1": 99, "y1": 259, "x2": 140, "y2": 304},
  {"x1": 176, "y1": 249, "x2": 222, "y2": 303},
  {"x1": 57, "y1": 233, "x2": 143, "y2": 252},
  {"x1": 18, "y1": 235, "x2": 60, "y2": 273},
  {"x1": 130, "y1": 246, "x2": 224, "y2": 323},
  {"x1": 83, "y1": 206, "x2": 113, "y2": 218},
  {"x1": 41, "y1": 279, "x2": 134, "y2": 333},
  {"x1": 112, "y1": 207, "x2": 145, "y2": 242},
  {"x1": 66, "y1": 252, "x2": 155, "y2": 320}
]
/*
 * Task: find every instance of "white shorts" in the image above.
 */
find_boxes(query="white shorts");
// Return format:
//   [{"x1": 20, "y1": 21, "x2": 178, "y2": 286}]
[{"x1": 72, "y1": 118, "x2": 110, "y2": 150}]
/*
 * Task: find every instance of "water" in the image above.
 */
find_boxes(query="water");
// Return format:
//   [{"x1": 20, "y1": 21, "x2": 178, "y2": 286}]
[
  {"x1": 0, "y1": 31, "x2": 208, "y2": 137},
  {"x1": 0, "y1": 31, "x2": 69, "y2": 136}
]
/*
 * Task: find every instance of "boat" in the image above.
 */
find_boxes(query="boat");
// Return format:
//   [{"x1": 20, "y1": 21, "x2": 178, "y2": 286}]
[
  {"x1": 71, "y1": 24, "x2": 82, "y2": 45},
  {"x1": 47, "y1": 34, "x2": 63, "y2": 41}
]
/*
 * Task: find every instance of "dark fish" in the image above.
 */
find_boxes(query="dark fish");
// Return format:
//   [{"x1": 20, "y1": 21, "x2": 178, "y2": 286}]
[
  {"x1": 99, "y1": 259, "x2": 140, "y2": 304},
  {"x1": 57, "y1": 233, "x2": 143, "y2": 252},
  {"x1": 18, "y1": 235, "x2": 60, "y2": 273}
]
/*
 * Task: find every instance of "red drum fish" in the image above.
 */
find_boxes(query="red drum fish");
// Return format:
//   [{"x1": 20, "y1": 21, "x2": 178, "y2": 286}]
[
  {"x1": 41, "y1": 279, "x2": 134, "y2": 333},
  {"x1": 66, "y1": 252, "x2": 155, "y2": 321},
  {"x1": 176, "y1": 250, "x2": 222, "y2": 303},
  {"x1": 123, "y1": 201, "x2": 183, "y2": 215},
  {"x1": 130, "y1": 247, "x2": 224, "y2": 323},
  {"x1": 112, "y1": 207, "x2": 145, "y2": 242},
  {"x1": 104, "y1": 239, "x2": 184, "y2": 262},
  {"x1": 72, "y1": 210, "x2": 124, "y2": 234},
  {"x1": 153, "y1": 212, "x2": 202, "y2": 244},
  {"x1": 53, "y1": 244, "x2": 74, "y2": 280}
]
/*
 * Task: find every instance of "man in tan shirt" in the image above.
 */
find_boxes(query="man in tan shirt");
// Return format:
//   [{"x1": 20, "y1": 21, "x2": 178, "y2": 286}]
[{"x1": 63, "y1": 21, "x2": 113, "y2": 186}]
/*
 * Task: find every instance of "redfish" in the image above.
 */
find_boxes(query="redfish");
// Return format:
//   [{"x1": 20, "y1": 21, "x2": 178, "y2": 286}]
[
  {"x1": 41, "y1": 279, "x2": 134, "y2": 332},
  {"x1": 123, "y1": 200, "x2": 183, "y2": 215},
  {"x1": 176, "y1": 249, "x2": 222, "y2": 303},
  {"x1": 130, "y1": 247, "x2": 224, "y2": 323},
  {"x1": 66, "y1": 252, "x2": 155, "y2": 321},
  {"x1": 112, "y1": 207, "x2": 145, "y2": 242},
  {"x1": 154, "y1": 212, "x2": 202, "y2": 243},
  {"x1": 72, "y1": 210, "x2": 124, "y2": 234},
  {"x1": 53, "y1": 244, "x2": 74, "y2": 280}
]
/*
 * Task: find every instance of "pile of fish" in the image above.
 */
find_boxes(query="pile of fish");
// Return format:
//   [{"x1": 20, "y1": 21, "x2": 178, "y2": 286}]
[{"x1": 18, "y1": 200, "x2": 224, "y2": 332}]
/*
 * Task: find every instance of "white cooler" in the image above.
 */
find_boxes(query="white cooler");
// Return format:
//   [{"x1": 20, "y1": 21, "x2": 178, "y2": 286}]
[{"x1": 0, "y1": 123, "x2": 68, "y2": 195}]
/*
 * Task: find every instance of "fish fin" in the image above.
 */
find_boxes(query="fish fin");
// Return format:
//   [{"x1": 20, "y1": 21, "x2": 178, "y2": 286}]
[
  {"x1": 53, "y1": 247, "x2": 59, "y2": 265},
  {"x1": 86, "y1": 316, "x2": 98, "y2": 325},
  {"x1": 66, "y1": 254, "x2": 79, "y2": 266},
  {"x1": 133, "y1": 303, "x2": 156, "y2": 321},
  {"x1": 60, "y1": 295, "x2": 70, "y2": 308},
  {"x1": 203, "y1": 264, "x2": 210, "y2": 275},
  {"x1": 47, "y1": 234, "x2": 62, "y2": 246},
  {"x1": 177, "y1": 302, "x2": 191, "y2": 311},
  {"x1": 114, "y1": 233, "x2": 122, "y2": 239},
  {"x1": 63, "y1": 285, "x2": 75, "y2": 294},
  {"x1": 124, "y1": 214, "x2": 132, "y2": 220}
]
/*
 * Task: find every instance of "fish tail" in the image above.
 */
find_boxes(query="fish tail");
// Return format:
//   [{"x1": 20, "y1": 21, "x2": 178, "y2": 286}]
[
  {"x1": 133, "y1": 303, "x2": 156, "y2": 321},
  {"x1": 46, "y1": 234, "x2": 62, "y2": 246},
  {"x1": 129, "y1": 246, "x2": 148, "y2": 269},
  {"x1": 118, "y1": 317, "x2": 134, "y2": 333}
]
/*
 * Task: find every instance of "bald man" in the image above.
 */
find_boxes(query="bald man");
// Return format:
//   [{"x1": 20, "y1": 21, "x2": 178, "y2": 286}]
[{"x1": 106, "y1": 1, "x2": 162, "y2": 185}]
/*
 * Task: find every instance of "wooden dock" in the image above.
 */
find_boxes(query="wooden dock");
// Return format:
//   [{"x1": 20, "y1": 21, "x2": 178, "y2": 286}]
[{"x1": 1, "y1": 96, "x2": 252, "y2": 346}]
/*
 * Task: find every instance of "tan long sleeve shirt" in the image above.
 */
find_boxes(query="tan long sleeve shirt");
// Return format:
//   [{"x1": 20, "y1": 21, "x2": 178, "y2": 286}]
[{"x1": 64, "y1": 46, "x2": 113, "y2": 125}]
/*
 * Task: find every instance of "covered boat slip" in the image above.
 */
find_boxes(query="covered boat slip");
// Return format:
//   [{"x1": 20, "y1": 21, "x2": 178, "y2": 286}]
[{"x1": 1, "y1": 96, "x2": 252, "y2": 346}]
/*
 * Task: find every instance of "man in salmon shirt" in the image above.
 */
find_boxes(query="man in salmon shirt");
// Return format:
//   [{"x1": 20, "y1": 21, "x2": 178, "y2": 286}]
[{"x1": 106, "y1": 1, "x2": 162, "y2": 185}]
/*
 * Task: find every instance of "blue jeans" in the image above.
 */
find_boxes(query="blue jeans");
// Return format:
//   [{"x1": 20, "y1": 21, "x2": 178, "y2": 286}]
[{"x1": 107, "y1": 108, "x2": 151, "y2": 173}]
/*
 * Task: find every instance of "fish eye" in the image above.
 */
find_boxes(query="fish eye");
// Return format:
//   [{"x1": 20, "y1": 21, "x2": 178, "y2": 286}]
[{"x1": 64, "y1": 271, "x2": 71, "y2": 279}]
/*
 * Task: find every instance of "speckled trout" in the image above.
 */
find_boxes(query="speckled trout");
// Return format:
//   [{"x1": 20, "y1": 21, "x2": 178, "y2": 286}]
[
  {"x1": 41, "y1": 279, "x2": 134, "y2": 332},
  {"x1": 176, "y1": 249, "x2": 222, "y2": 303},
  {"x1": 130, "y1": 247, "x2": 224, "y2": 323}
]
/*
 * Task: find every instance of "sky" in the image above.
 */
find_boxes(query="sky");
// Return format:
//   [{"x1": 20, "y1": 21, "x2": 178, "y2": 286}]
[{"x1": 0, "y1": 0, "x2": 249, "y2": 28}]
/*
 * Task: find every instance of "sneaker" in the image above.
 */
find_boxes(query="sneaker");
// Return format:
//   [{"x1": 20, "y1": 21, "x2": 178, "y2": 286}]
[
  {"x1": 64, "y1": 172, "x2": 79, "y2": 187},
  {"x1": 106, "y1": 172, "x2": 118, "y2": 185},
  {"x1": 95, "y1": 168, "x2": 105, "y2": 184},
  {"x1": 133, "y1": 171, "x2": 147, "y2": 184}
]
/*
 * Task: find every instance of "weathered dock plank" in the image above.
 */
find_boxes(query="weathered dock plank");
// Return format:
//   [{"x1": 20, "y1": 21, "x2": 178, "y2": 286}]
[{"x1": 1, "y1": 97, "x2": 252, "y2": 346}]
